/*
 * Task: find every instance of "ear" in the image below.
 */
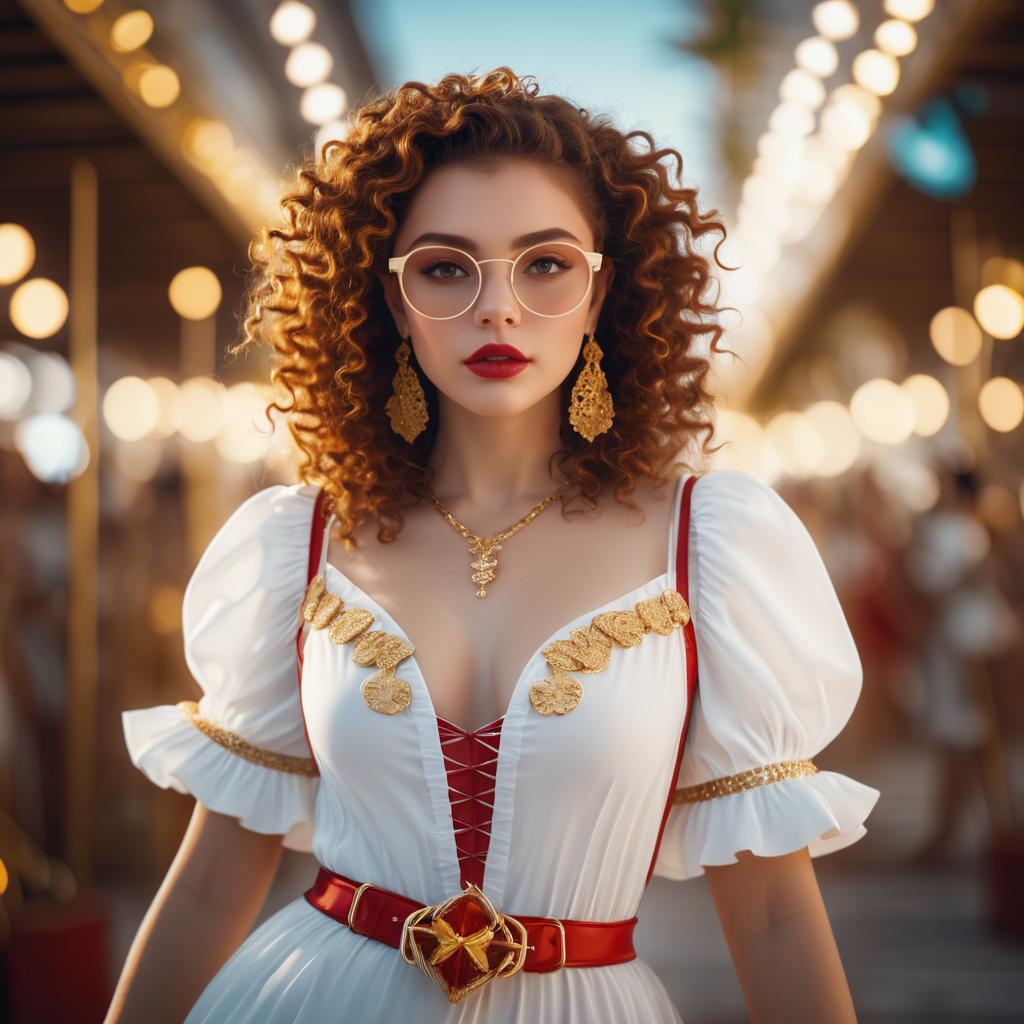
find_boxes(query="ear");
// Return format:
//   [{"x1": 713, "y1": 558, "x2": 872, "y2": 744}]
[
  {"x1": 585, "y1": 258, "x2": 615, "y2": 335},
  {"x1": 375, "y1": 268, "x2": 410, "y2": 338}
]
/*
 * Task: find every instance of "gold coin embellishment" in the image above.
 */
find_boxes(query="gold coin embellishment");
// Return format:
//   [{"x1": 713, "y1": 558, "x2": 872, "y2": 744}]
[
  {"x1": 529, "y1": 672, "x2": 584, "y2": 715},
  {"x1": 362, "y1": 670, "x2": 413, "y2": 715}
]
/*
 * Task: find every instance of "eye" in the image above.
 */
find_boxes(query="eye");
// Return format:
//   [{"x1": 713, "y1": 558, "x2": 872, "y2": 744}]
[
  {"x1": 422, "y1": 260, "x2": 470, "y2": 280},
  {"x1": 526, "y1": 253, "x2": 572, "y2": 276}
]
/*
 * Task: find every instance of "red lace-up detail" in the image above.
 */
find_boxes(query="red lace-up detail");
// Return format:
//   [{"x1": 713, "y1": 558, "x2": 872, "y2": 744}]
[{"x1": 435, "y1": 715, "x2": 505, "y2": 889}]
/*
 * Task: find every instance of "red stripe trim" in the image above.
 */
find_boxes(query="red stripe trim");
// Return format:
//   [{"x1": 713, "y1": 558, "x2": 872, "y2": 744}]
[
  {"x1": 295, "y1": 487, "x2": 328, "y2": 766},
  {"x1": 644, "y1": 473, "x2": 699, "y2": 887}
]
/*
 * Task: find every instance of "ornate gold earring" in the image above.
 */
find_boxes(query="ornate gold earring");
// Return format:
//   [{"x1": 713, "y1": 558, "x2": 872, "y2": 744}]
[
  {"x1": 386, "y1": 338, "x2": 429, "y2": 442},
  {"x1": 568, "y1": 332, "x2": 614, "y2": 442}
]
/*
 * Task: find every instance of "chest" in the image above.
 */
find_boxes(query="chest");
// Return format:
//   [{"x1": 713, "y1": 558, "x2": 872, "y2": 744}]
[{"x1": 322, "y1": 483, "x2": 681, "y2": 733}]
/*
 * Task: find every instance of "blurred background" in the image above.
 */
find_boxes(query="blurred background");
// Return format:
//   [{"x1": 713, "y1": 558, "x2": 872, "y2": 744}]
[{"x1": 1, "y1": 0, "x2": 1022, "y2": 1021}]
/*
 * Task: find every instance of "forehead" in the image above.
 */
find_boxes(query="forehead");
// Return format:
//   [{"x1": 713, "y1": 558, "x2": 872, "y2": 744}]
[{"x1": 395, "y1": 159, "x2": 592, "y2": 250}]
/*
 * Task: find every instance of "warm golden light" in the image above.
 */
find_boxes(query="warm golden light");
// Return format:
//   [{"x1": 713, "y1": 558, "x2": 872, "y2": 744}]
[
  {"x1": 9, "y1": 277, "x2": 69, "y2": 339},
  {"x1": 177, "y1": 377, "x2": 225, "y2": 442},
  {"x1": 930, "y1": 306, "x2": 983, "y2": 365},
  {"x1": 766, "y1": 410, "x2": 826, "y2": 477},
  {"x1": 300, "y1": 82, "x2": 347, "y2": 125},
  {"x1": 146, "y1": 376, "x2": 183, "y2": 438},
  {"x1": 315, "y1": 119, "x2": 349, "y2": 162},
  {"x1": 973, "y1": 284, "x2": 1024, "y2": 340},
  {"x1": 875, "y1": 19, "x2": 918, "y2": 56},
  {"x1": 710, "y1": 409, "x2": 774, "y2": 476},
  {"x1": 110, "y1": 10, "x2": 154, "y2": 52},
  {"x1": 270, "y1": 1, "x2": 316, "y2": 45},
  {"x1": 103, "y1": 376, "x2": 158, "y2": 441},
  {"x1": 803, "y1": 400, "x2": 861, "y2": 476},
  {"x1": 821, "y1": 103, "x2": 872, "y2": 151},
  {"x1": 285, "y1": 42, "x2": 333, "y2": 87},
  {"x1": 883, "y1": 0, "x2": 934, "y2": 22},
  {"x1": 850, "y1": 378, "x2": 916, "y2": 444},
  {"x1": 138, "y1": 64, "x2": 180, "y2": 108},
  {"x1": 795, "y1": 36, "x2": 839, "y2": 77},
  {"x1": 64, "y1": 0, "x2": 105, "y2": 12},
  {"x1": 0, "y1": 223, "x2": 35, "y2": 284},
  {"x1": 978, "y1": 377, "x2": 1023, "y2": 432},
  {"x1": 168, "y1": 266, "x2": 222, "y2": 320},
  {"x1": 830, "y1": 83, "x2": 883, "y2": 121},
  {"x1": 780, "y1": 69, "x2": 826, "y2": 109},
  {"x1": 216, "y1": 382, "x2": 275, "y2": 463},
  {"x1": 182, "y1": 118, "x2": 234, "y2": 166},
  {"x1": 901, "y1": 373, "x2": 949, "y2": 436},
  {"x1": 853, "y1": 49, "x2": 901, "y2": 96},
  {"x1": 812, "y1": 1, "x2": 859, "y2": 41}
]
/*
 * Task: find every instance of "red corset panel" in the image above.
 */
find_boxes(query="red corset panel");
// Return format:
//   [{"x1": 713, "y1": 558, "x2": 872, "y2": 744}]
[{"x1": 434, "y1": 715, "x2": 505, "y2": 889}]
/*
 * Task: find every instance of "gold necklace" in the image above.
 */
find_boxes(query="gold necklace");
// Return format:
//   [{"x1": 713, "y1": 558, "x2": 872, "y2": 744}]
[{"x1": 425, "y1": 480, "x2": 570, "y2": 598}]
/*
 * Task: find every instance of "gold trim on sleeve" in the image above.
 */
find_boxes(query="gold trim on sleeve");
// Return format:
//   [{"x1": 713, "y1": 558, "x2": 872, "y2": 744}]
[
  {"x1": 177, "y1": 700, "x2": 319, "y2": 777},
  {"x1": 672, "y1": 758, "x2": 819, "y2": 804}
]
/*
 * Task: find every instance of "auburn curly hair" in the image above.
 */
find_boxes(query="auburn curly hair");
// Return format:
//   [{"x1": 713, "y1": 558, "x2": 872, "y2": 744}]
[{"x1": 229, "y1": 66, "x2": 733, "y2": 551}]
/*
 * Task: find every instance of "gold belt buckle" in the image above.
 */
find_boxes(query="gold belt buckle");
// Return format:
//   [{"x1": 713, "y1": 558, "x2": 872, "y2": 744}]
[{"x1": 400, "y1": 883, "x2": 529, "y2": 1004}]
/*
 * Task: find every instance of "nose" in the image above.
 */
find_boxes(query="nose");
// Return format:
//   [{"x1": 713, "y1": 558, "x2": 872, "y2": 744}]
[{"x1": 472, "y1": 260, "x2": 521, "y2": 328}]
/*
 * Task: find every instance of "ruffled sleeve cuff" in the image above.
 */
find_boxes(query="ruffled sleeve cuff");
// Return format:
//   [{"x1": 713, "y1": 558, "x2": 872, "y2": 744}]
[
  {"x1": 122, "y1": 703, "x2": 319, "y2": 853},
  {"x1": 653, "y1": 768, "x2": 881, "y2": 881}
]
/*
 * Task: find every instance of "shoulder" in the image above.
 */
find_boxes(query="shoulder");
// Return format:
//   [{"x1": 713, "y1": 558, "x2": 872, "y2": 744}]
[{"x1": 184, "y1": 483, "x2": 321, "y2": 626}]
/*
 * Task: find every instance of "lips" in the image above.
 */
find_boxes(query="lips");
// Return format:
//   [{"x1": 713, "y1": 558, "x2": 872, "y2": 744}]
[{"x1": 464, "y1": 343, "x2": 529, "y2": 364}]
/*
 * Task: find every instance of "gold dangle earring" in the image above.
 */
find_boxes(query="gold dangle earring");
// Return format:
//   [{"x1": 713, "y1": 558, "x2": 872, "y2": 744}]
[
  {"x1": 568, "y1": 332, "x2": 614, "y2": 442},
  {"x1": 386, "y1": 337, "x2": 429, "y2": 442}
]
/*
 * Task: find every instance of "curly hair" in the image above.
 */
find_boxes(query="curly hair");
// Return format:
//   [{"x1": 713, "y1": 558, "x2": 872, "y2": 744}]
[{"x1": 230, "y1": 66, "x2": 733, "y2": 551}]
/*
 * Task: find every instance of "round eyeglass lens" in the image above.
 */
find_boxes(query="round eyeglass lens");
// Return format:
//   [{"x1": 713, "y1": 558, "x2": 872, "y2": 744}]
[{"x1": 399, "y1": 243, "x2": 592, "y2": 319}]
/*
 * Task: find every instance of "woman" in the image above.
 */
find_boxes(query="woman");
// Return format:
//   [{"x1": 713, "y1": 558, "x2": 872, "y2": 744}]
[{"x1": 107, "y1": 67, "x2": 879, "y2": 1023}]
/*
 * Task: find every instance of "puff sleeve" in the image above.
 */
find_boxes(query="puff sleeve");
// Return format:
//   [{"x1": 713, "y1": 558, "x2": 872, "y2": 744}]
[
  {"x1": 653, "y1": 469, "x2": 880, "y2": 880},
  {"x1": 121, "y1": 484, "x2": 321, "y2": 852}
]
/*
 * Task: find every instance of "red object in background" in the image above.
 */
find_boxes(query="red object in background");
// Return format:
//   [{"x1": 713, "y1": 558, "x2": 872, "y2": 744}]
[
  {"x1": 5, "y1": 896, "x2": 112, "y2": 1023},
  {"x1": 988, "y1": 829, "x2": 1024, "y2": 939}
]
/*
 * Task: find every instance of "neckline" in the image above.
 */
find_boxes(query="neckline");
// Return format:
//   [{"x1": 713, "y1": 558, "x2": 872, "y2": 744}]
[
  {"x1": 322, "y1": 560, "x2": 671, "y2": 735},
  {"x1": 318, "y1": 472, "x2": 687, "y2": 735}
]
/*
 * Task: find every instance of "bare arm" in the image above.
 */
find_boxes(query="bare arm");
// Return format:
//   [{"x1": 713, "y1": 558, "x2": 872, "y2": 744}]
[
  {"x1": 705, "y1": 847, "x2": 858, "y2": 1024},
  {"x1": 104, "y1": 803, "x2": 285, "y2": 1024}
]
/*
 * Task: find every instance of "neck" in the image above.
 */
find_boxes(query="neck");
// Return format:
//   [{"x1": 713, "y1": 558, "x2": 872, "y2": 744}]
[{"x1": 425, "y1": 392, "x2": 574, "y2": 512}]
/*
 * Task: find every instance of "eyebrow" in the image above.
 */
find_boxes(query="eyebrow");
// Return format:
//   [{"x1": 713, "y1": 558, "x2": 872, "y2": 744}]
[{"x1": 404, "y1": 227, "x2": 584, "y2": 252}]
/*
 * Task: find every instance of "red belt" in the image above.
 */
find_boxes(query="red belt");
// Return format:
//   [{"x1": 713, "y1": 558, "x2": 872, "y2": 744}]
[{"x1": 304, "y1": 866, "x2": 637, "y2": 1004}]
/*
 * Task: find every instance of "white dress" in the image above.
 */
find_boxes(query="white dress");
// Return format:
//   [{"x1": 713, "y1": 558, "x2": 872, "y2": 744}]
[{"x1": 122, "y1": 468, "x2": 880, "y2": 1023}]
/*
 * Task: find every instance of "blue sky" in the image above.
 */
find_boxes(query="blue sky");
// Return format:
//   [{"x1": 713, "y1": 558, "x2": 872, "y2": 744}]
[{"x1": 350, "y1": 0, "x2": 725, "y2": 209}]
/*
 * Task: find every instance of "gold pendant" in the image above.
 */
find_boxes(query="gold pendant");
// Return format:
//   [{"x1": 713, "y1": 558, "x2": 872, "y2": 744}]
[{"x1": 469, "y1": 540, "x2": 502, "y2": 599}]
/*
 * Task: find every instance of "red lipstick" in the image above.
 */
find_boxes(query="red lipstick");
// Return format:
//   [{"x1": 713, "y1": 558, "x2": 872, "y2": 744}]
[{"x1": 464, "y1": 343, "x2": 530, "y2": 379}]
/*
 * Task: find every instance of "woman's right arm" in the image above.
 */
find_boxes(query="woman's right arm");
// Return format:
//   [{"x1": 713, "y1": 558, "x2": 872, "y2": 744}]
[{"x1": 104, "y1": 803, "x2": 285, "y2": 1024}]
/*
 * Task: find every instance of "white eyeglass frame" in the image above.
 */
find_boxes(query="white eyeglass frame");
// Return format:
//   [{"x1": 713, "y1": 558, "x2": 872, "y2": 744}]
[{"x1": 387, "y1": 242, "x2": 604, "y2": 320}]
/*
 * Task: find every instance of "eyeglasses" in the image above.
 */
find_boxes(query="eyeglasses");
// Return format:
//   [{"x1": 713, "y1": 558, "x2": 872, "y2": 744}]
[{"x1": 387, "y1": 242, "x2": 604, "y2": 320}]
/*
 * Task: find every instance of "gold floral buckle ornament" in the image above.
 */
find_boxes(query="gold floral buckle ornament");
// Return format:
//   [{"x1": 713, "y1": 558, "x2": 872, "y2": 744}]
[{"x1": 400, "y1": 883, "x2": 529, "y2": 1003}]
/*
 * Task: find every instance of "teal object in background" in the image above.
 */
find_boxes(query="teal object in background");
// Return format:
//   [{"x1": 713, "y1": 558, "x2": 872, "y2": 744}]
[{"x1": 887, "y1": 94, "x2": 980, "y2": 201}]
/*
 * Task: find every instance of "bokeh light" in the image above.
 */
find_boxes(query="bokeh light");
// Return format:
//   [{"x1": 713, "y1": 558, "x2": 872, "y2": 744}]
[
  {"x1": 168, "y1": 266, "x2": 222, "y2": 320},
  {"x1": 177, "y1": 376, "x2": 225, "y2": 442},
  {"x1": 110, "y1": 10, "x2": 154, "y2": 53},
  {"x1": 930, "y1": 306, "x2": 983, "y2": 365},
  {"x1": 850, "y1": 378, "x2": 917, "y2": 444},
  {"x1": 285, "y1": 42, "x2": 333, "y2": 87},
  {"x1": 973, "y1": 284, "x2": 1024, "y2": 339},
  {"x1": 103, "y1": 376, "x2": 158, "y2": 441},
  {"x1": 9, "y1": 277, "x2": 69, "y2": 339},
  {"x1": 14, "y1": 412, "x2": 89, "y2": 483},
  {"x1": 269, "y1": 2, "x2": 316, "y2": 46},
  {"x1": 0, "y1": 223, "x2": 35, "y2": 284},
  {"x1": 978, "y1": 377, "x2": 1024, "y2": 432},
  {"x1": 0, "y1": 350, "x2": 33, "y2": 419},
  {"x1": 138, "y1": 65, "x2": 180, "y2": 108},
  {"x1": 901, "y1": 373, "x2": 949, "y2": 436}
]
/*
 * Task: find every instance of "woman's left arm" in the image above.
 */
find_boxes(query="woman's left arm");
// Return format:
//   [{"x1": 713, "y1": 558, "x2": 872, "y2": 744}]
[{"x1": 706, "y1": 847, "x2": 857, "y2": 1024}]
